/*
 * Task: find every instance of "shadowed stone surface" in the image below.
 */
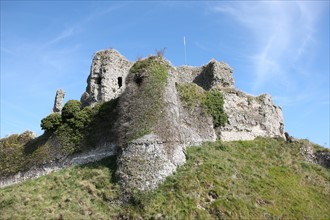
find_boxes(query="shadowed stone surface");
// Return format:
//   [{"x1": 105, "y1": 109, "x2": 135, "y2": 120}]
[{"x1": 193, "y1": 59, "x2": 234, "y2": 90}]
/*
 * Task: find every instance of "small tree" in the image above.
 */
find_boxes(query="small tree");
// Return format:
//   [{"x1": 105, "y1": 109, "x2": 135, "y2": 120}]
[
  {"x1": 62, "y1": 100, "x2": 81, "y2": 121},
  {"x1": 41, "y1": 113, "x2": 62, "y2": 131},
  {"x1": 66, "y1": 106, "x2": 95, "y2": 129}
]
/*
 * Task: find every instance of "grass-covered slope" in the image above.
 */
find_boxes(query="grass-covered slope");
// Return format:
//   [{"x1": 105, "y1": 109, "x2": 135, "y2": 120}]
[{"x1": 1, "y1": 138, "x2": 329, "y2": 219}]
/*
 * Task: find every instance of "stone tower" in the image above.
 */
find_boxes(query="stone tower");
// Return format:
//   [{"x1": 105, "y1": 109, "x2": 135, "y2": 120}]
[{"x1": 81, "y1": 49, "x2": 133, "y2": 106}]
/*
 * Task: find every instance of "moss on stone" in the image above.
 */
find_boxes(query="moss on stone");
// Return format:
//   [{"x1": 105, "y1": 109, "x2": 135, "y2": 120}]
[
  {"x1": 204, "y1": 90, "x2": 228, "y2": 127},
  {"x1": 177, "y1": 83, "x2": 228, "y2": 128},
  {"x1": 176, "y1": 83, "x2": 204, "y2": 108},
  {"x1": 122, "y1": 56, "x2": 169, "y2": 142}
]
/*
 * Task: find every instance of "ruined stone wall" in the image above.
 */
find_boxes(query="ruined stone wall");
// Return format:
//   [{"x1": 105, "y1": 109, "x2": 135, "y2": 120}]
[
  {"x1": 80, "y1": 50, "x2": 285, "y2": 143},
  {"x1": 192, "y1": 59, "x2": 235, "y2": 90},
  {"x1": 35, "y1": 49, "x2": 286, "y2": 192},
  {"x1": 81, "y1": 49, "x2": 133, "y2": 106},
  {"x1": 217, "y1": 88, "x2": 285, "y2": 141},
  {"x1": 175, "y1": 65, "x2": 202, "y2": 84},
  {"x1": 175, "y1": 59, "x2": 285, "y2": 142},
  {"x1": 175, "y1": 60, "x2": 234, "y2": 89}
]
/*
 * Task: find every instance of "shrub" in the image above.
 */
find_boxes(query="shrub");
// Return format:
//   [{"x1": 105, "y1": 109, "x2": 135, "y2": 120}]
[
  {"x1": 0, "y1": 134, "x2": 21, "y2": 150},
  {"x1": 41, "y1": 113, "x2": 62, "y2": 131},
  {"x1": 97, "y1": 99, "x2": 118, "y2": 120},
  {"x1": 62, "y1": 100, "x2": 81, "y2": 121},
  {"x1": 56, "y1": 100, "x2": 119, "y2": 154},
  {"x1": 1, "y1": 99, "x2": 119, "y2": 176},
  {"x1": 66, "y1": 106, "x2": 95, "y2": 129},
  {"x1": 55, "y1": 124, "x2": 83, "y2": 154}
]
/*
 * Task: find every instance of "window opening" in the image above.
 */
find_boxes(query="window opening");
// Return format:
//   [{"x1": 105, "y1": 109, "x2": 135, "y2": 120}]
[
  {"x1": 96, "y1": 77, "x2": 101, "y2": 85},
  {"x1": 118, "y1": 77, "x2": 123, "y2": 88}
]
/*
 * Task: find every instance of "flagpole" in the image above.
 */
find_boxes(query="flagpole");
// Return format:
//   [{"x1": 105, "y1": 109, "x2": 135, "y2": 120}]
[{"x1": 184, "y1": 36, "x2": 187, "y2": 65}]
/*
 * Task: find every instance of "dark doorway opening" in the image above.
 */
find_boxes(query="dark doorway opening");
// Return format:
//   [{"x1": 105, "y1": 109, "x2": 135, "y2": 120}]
[{"x1": 118, "y1": 77, "x2": 123, "y2": 88}]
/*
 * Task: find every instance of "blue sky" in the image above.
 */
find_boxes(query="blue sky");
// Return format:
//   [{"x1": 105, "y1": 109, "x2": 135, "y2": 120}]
[{"x1": 1, "y1": 1, "x2": 329, "y2": 147}]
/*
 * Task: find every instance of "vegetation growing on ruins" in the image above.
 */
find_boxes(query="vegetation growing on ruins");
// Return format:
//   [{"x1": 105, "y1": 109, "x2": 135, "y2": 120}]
[
  {"x1": 0, "y1": 99, "x2": 118, "y2": 177},
  {"x1": 177, "y1": 83, "x2": 228, "y2": 127},
  {"x1": 204, "y1": 90, "x2": 228, "y2": 127},
  {"x1": 40, "y1": 114, "x2": 62, "y2": 131},
  {"x1": 124, "y1": 56, "x2": 169, "y2": 141}
]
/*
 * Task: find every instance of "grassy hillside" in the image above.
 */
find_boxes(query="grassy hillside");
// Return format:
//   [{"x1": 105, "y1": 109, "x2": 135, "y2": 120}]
[{"x1": 1, "y1": 138, "x2": 329, "y2": 219}]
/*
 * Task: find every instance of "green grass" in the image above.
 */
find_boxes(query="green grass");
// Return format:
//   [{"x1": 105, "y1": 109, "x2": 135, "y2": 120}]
[
  {"x1": 140, "y1": 138, "x2": 329, "y2": 219},
  {"x1": 1, "y1": 138, "x2": 329, "y2": 219},
  {"x1": 0, "y1": 156, "x2": 121, "y2": 219}
]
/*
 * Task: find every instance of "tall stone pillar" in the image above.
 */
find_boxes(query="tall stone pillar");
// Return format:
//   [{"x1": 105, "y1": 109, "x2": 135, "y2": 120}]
[{"x1": 52, "y1": 89, "x2": 65, "y2": 114}]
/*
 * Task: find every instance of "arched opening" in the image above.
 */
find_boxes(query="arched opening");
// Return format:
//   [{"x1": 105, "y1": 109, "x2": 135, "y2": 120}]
[{"x1": 118, "y1": 77, "x2": 123, "y2": 88}]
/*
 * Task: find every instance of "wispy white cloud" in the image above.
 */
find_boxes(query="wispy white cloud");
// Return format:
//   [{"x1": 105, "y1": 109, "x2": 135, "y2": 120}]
[
  {"x1": 41, "y1": 4, "x2": 126, "y2": 49},
  {"x1": 85, "y1": 3, "x2": 127, "y2": 23},
  {"x1": 44, "y1": 27, "x2": 76, "y2": 47},
  {"x1": 211, "y1": 1, "x2": 325, "y2": 90}
]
